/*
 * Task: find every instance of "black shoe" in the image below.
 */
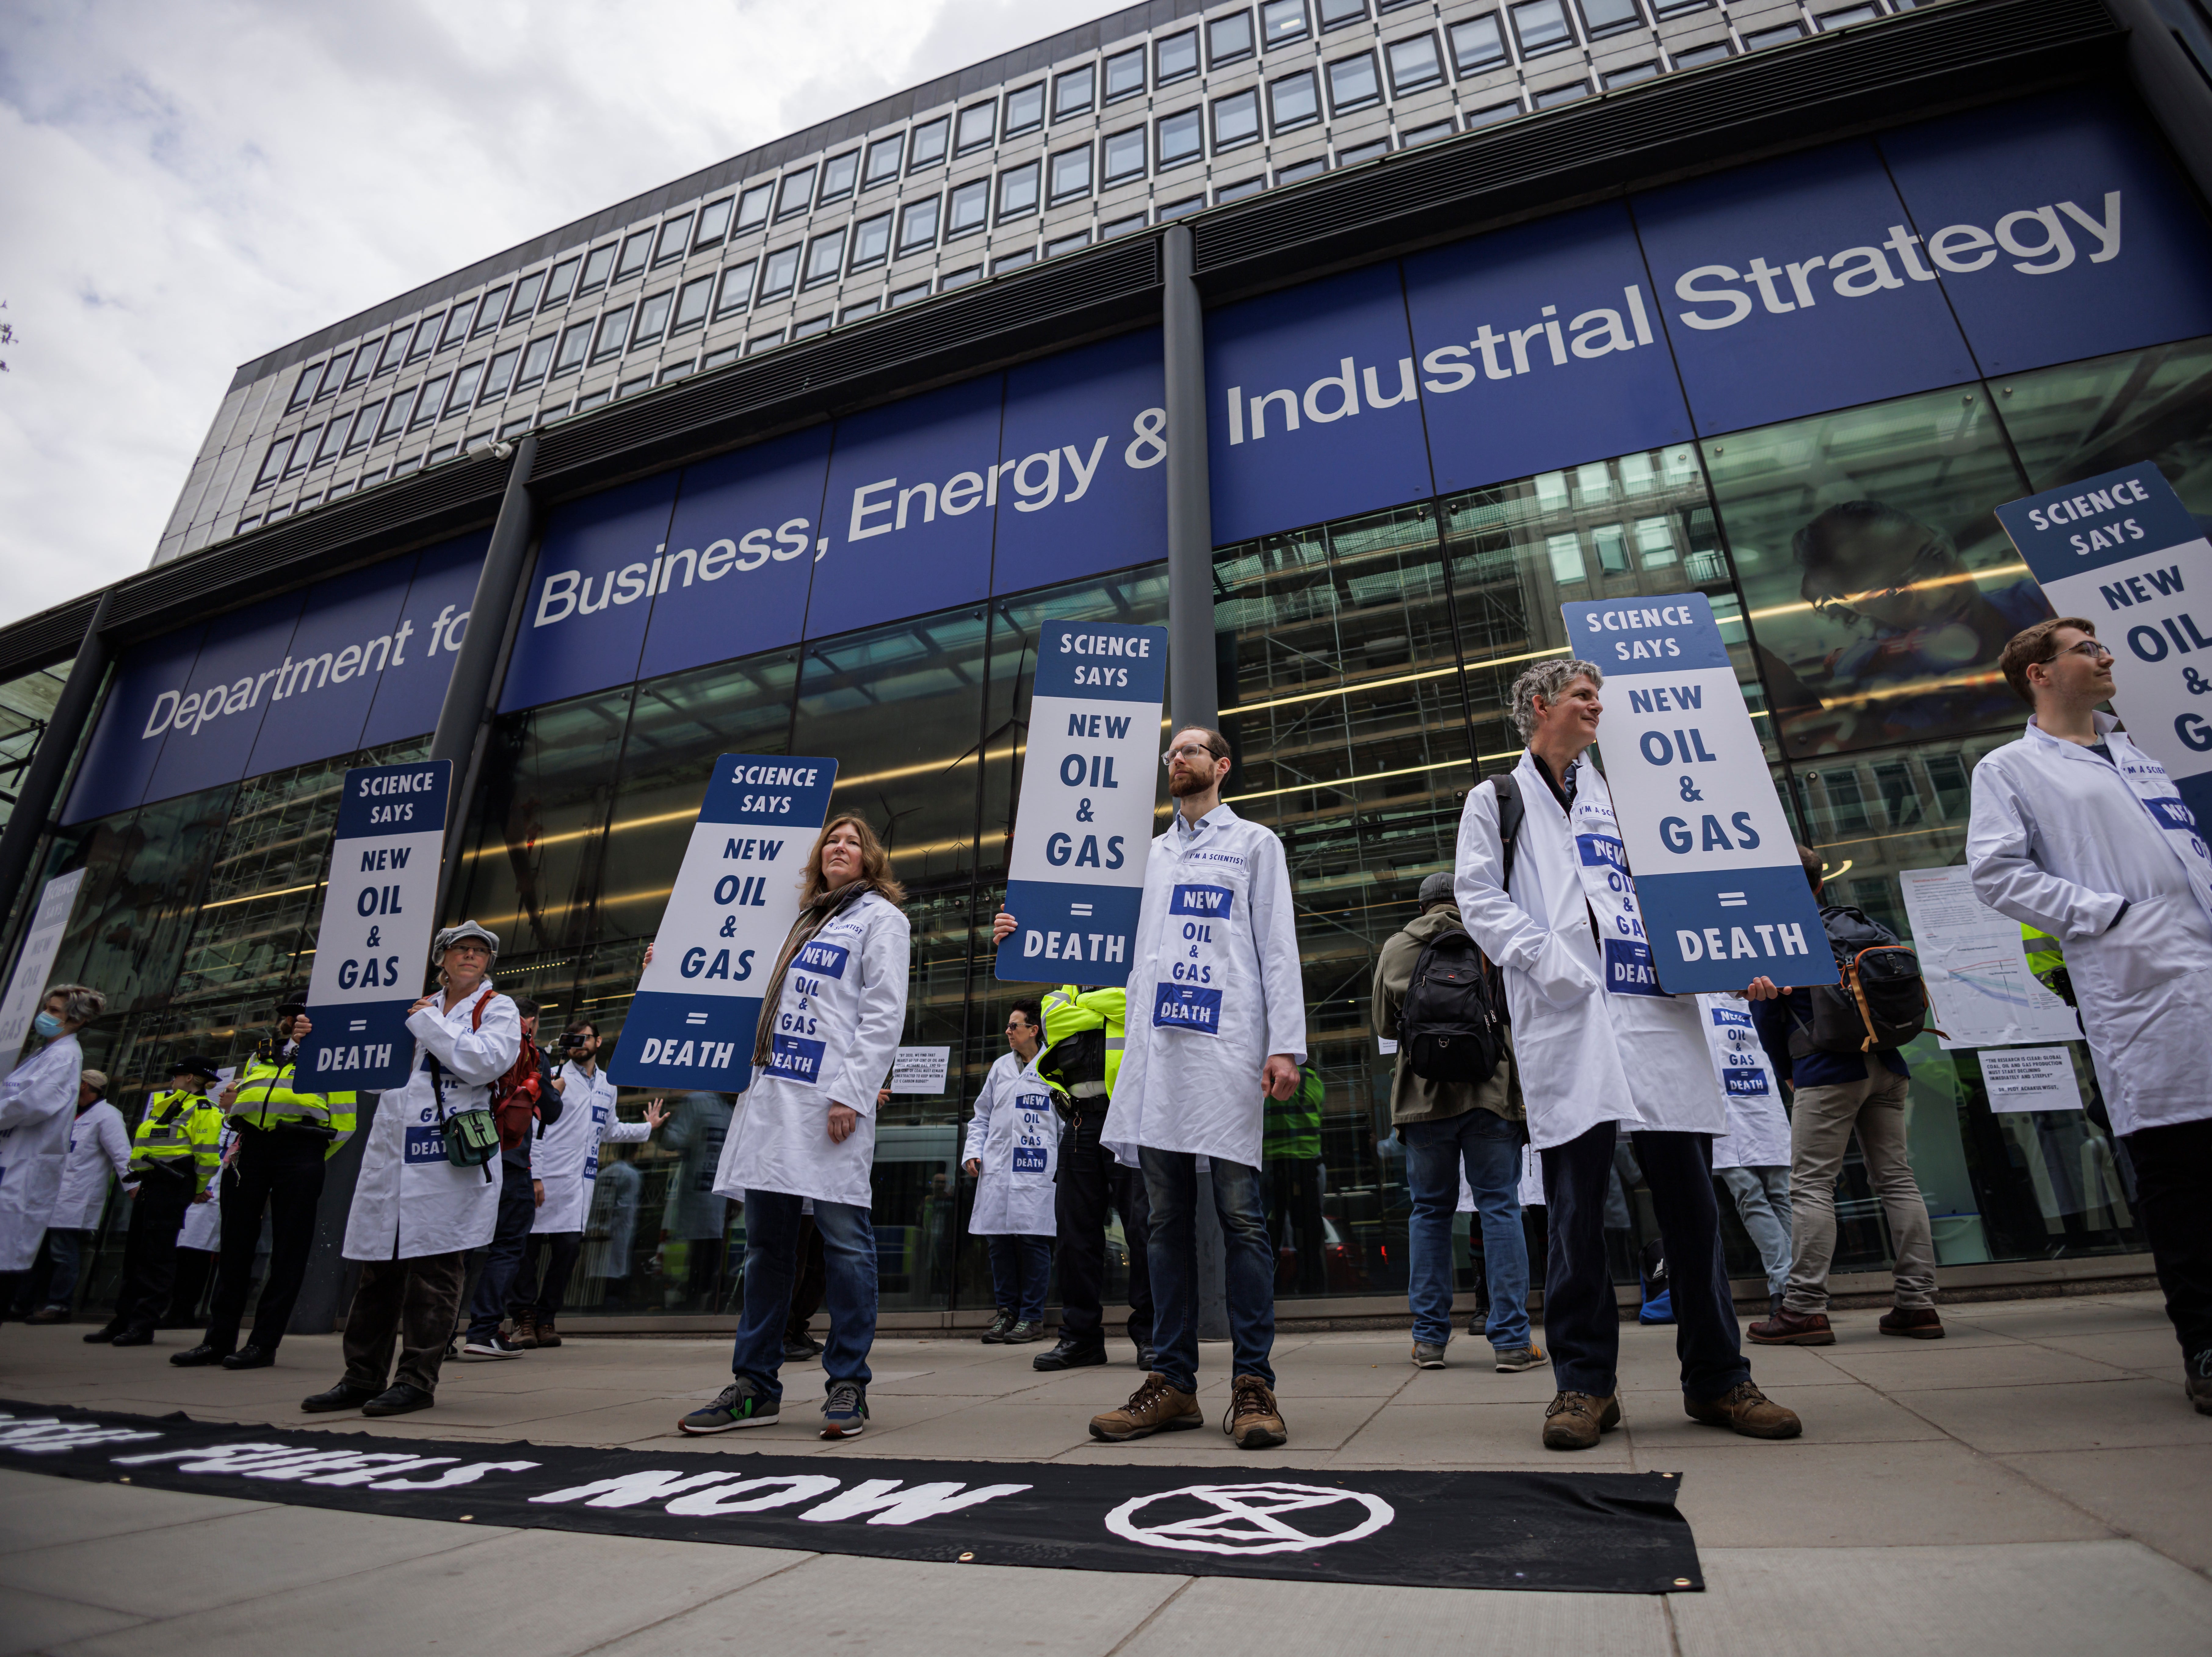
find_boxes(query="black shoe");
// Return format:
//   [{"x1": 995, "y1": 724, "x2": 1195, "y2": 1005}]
[
  {"x1": 302, "y1": 1380, "x2": 382, "y2": 1413},
  {"x1": 781, "y1": 1333, "x2": 823, "y2": 1362},
  {"x1": 981, "y1": 1311, "x2": 1016, "y2": 1344},
  {"x1": 1136, "y1": 1346, "x2": 1157, "y2": 1372},
  {"x1": 110, "y1": 1326, "x2": 155, "y2": 1347},
  {"x1": 222, "y1": 1344, "x2": 275, "y2": 1371},
  {"x1": 170, "y1": 1342, "x2": 231, "y2": 1368},
  {"x1": 82, "y1": 1323, "x2": 124, "y2": 1344},
  {"x1": 361, "y1": 1382, "x2": 435, "y2": 1417},
  {"x1": 1033, "y1": 1336, "x2": 1108, "y2": 1371}
]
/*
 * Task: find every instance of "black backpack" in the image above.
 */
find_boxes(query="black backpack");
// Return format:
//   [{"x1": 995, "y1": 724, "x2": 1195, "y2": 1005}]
[
  {"x1": 1399, "y1": 924, "x2": 1509, "y2": 1085},
  {"x1": 1788, "y1": 903, "x2": 1941, "y2": 1057}
]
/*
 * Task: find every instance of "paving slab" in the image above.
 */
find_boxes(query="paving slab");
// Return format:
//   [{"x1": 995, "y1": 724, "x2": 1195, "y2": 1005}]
[
  {"x1": 1340, "y1": 1399, "x2": 1638, "y2": 1466},
  {"x1": 1813, "y1": 1340, "x2": 2132, "y2": 1391},
  {"x1": 589, "y1": 1550, "x2": 1185, "y2": 1657},
  {"x1": 0, "y1": 1466, "x2": 274, "y2": 1554},
  {"x1": 1625, "y1": 1382, "x2": 1946, "y2": 1451},
  {"x1": 1994, "y1": 1443, "x2": 2212, "y2": 1576},
  {"x1": 1891, "y1": 1377, "x2": 2212, "y2": 1453},
  {"x1": 1113, "y1": 1572, "x2": 1675, "y2": 1657},
  {"x1": 1678, "y1": 1542, "x2": 2212, "y2": 1657},
  {"x1": 0, "y1": 1585, "x2": 149, "y2": 1657}
]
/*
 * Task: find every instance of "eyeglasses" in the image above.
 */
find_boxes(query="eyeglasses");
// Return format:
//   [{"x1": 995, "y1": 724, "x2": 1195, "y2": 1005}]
[
  {"x1": 2054, "y1": 640, "x2": 2114, "y2": 663},
  {"x1": 1162, "y1": 741, "x2": 1218, "y2": 767}
]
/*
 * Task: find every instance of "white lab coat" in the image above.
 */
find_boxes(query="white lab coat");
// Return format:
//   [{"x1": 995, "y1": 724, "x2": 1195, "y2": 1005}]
[
  {"x1": 715, "y1": 889, "x2": 910, "y2": 1209},
  {"x1": 532, "y1": 1064, "x2": 652, "y2": 1235},
  {"x1": 1455, "y1": 751, "x2": 1725, "y2": 1153},
  {"x1": 175, "y1": 1122, "x2": 234, "y2": 1250},
  {"x1": 1968, "y1": 713, "x2": 2212, "y2": 1137},
  {"x1": 965, "y1": 1050, "x2": 1062, "y2": 1236},
  {"x1": 0, "y1": 1035, "x2": 83, "y2": 1270},
  {"x1": 46, "y1": 1099, "x2": 131, "y2": 1232},
  {"x1": 1699, "y1": 997, "x2": 1791, "y2": 1170},
  {"x1": 1105, "y1": 804, "x2": 1308, "y2": 1171},
  {"x1": 343, "y1": 983, "x2": 523, "y2": 1261}
]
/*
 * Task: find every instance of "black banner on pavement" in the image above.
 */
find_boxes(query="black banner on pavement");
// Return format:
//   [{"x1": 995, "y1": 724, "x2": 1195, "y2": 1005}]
[{"x1": 0, "y1": 1401, "x2": 1701, "y2": 1594}]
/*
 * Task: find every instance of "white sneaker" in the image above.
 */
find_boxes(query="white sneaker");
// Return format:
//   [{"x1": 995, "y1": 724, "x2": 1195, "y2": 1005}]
[{"x1": 461, "y1": 1334, "x2": 524, "y2": 1359}]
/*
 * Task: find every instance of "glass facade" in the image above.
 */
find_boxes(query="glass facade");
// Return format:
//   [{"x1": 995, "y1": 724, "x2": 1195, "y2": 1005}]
[{"x1": 19, "y1": 332, "x2": 2212, "y2": 1323}]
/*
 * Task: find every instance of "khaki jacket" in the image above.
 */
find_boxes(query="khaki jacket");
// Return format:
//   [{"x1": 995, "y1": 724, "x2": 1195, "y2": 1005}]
[{"x1": 1372, "y1": 905, "x2": 1520, "y2": 1128}]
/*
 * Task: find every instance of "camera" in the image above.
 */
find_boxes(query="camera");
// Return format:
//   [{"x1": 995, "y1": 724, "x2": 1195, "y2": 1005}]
[{"x1": 561, "y1": 1029, "x2": 593, "y2": 1053}]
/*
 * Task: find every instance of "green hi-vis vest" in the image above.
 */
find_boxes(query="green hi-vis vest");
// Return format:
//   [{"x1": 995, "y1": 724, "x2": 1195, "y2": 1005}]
[
  {"x1": 1263, "y1": 1062, "x2": 1324, "y2": 1162},
  {"x1": 1039, "y1": 984, "x2": 1128, "y2": 1099},
  {"x1": 130, "y1": 1089, "x2": 223, "y2": 1185},
  {"x1": 2022, "y1": 922, "x2": 2065, "y2": 981},
  {"x1": 230, "y1": 1040, "x2": 358, "y2": 1157}
]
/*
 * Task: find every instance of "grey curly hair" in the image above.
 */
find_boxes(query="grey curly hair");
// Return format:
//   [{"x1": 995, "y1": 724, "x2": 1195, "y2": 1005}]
[
  {"x1": 44, "y1": 984, "x2": 107, "y2": 1025},
  {"x1": 1509, "y1": 658, "x2": 1604, "y2": 740}
]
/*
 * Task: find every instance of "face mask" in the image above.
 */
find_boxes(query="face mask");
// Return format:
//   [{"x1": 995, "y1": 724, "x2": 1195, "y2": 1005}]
[{"x1": 33, "y1": 1012, "x2": 63, "y2": 1038}]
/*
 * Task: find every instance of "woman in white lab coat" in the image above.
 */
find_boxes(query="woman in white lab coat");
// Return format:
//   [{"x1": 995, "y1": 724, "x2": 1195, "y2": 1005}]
[
  {"x1": 681, "y1": 815, "x2": 909, "y2": 1441},
  {"x1": 1455, "y1": 660, "x2": 1799, "y2": 1449},
  {"x1": 22, "y1": 1070, "x2": 126, "y2": 1321},
  {"x1": 0, "y1": 984, "x2": 105, "y2": 1324},
  {"x1": 964, "y1": 1000, "x2": 1060, "y2": 1342},
  {"x1": 305, "y1": 921, "x2": 520, "y2": 1418}
]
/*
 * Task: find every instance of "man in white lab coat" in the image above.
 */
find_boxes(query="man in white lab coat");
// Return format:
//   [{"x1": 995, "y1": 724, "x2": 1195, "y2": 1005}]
[
  {"x1": 303, "y1": 922, "x2": 521, "y2": 1419},
  {"x1": 21, "y1": 1070, "x2": 125, "y2": 1322},
  {"x1": 1968, "y1": 618, "x2": 2212, "y2": 1415},
  {"x1": 1090, "y1": 727, "x2": 1305, "y2": 1452},
  {"x1": 963, "y1": 999, "x2": 1059, "y2": 1343},
  {"x1": 1457, "y1": 661, "x2": 1802, "y2": 1450}
]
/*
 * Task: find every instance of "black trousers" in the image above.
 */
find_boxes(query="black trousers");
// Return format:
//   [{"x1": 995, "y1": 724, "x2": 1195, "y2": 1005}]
[
  {"x1": 342, "y1": 1251, "x2": 467, "y2": 1394},
  {"x1": 205, "y1": 1127, "x2": 328, "y2": 1353},
  {"x1": 468, "y1": 1159, "x2": 538, "y2": 1340},
  {"x1": 2123, "y1": 1116, "x2": 2212, "y2": 1361},
  {"x1": 1053, "y1": 1108, "x2": 1154, "y2": 1348},
  {"x1": 1541, "y1": 1120, "x2": 1750, "y2": 1401},
  {"x1": 113, "y1": 1173, "x2": 194, "y2": 1333},
  {"x1": 510, "y1": 1231, "x2": 584, "y2": 1322},
  {"x1": 1265, "y1": 1155, "x2": 1327, "y2": 1295}
]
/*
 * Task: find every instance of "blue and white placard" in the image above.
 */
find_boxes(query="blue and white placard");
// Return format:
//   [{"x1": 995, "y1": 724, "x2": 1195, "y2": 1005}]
[
  {"x1": 300, "y1": 760, "x2": 451, "y2": 1089},
  {"x1": 610, "y1": 754, "x2": 837, "y2": 1093},
  {"x1": 1995, "y1": 463, "x2": 2212, "y2": 829},
  {"x1": 1563, "y1": 593, "x2": 1837, "y2": 994},
  {"x1": 997, "y1": 620, "x2": 1168, "y2": 988}
]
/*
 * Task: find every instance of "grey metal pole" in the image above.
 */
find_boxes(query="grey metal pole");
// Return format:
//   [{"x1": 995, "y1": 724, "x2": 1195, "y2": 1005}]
[
  {"x1": 1160, "y1": 223, "x2": 1233, "y2": 1343},
  {"x1": 0, "y1": 592, "x2": 112, "y2": 924},
  {"x1": 2105, "y1": 0, "x2": 2212, "y2": 207},
  {"x1": 292, "y1": 434, "x2": 540, "y2": 1336},
  {"x1": 1162, "y1": 223, "x2": 1218, "y2": 735}
]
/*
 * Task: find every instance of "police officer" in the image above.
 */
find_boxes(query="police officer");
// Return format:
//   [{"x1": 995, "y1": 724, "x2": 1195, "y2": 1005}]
[
  {"x1": 172, "y1": 999, "x2": 357, "y2": 1371},
  {"x1": 100, "y1": 1058, "x2": 224, "y2": 1346}
]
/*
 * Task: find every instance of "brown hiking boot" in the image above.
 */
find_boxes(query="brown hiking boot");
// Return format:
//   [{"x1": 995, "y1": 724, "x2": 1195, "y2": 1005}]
[
  {"x1": 1088, "y1": 1372, "x2": 1203, "y2": 1442},
  {"x1": 1222, "y1": 1375, "x2": 1288, "y2": 1449},
  {"x1": 1542, "y1": 1391, "x2": 1622, "y2": 1450},
  {"x1": 534, "y1": 1319, "x2": 561, "y2": 1349},
  {"x1": 1878, "y1": 1306, "x2": 1944, "y2": 1340},
  {"x1": 1748, "y1": 1306, "x2": 1834, "y2": 1346},
  {"x1": 1686, "y1": 1380, "x2": 1802, "y2": 1439},
  {"x1": 513, "y1": 1312, "x2": 538, "y2": 1350}
]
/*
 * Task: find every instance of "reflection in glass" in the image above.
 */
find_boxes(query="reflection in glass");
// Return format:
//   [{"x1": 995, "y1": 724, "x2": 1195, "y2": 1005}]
[{"x1": 1711, "y1": 387, "x2": 2046, "y2": 760}]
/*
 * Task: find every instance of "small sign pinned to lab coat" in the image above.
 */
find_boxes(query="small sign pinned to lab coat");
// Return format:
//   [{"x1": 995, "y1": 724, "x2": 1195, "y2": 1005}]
[
  {"x1": 1980, "y1": 1047, "x2": 2085, "y2": 1114},
  {"x1": 890, "y1": 1046, "x2": 951, "y2": 1095}
]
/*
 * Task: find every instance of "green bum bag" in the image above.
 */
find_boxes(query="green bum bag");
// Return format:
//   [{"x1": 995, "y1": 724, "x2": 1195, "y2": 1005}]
[{"x1": 425, "y1": 1052, "x2": 500, "y2": 1178}]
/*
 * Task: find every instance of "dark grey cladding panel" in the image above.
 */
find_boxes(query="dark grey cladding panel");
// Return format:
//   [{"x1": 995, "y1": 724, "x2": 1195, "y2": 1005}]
[
  {"x1": 226, "y1": 0, "x2": 1216, "y2": 394},
  {"x1": 527, "y1": 234, "x2": 1163, "y2": 501},
  {"x1": 1193, "y1": 0, "x2": 2124, "y2": 296}
]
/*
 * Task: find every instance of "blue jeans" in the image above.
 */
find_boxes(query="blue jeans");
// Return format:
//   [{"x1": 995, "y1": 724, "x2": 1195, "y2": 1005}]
[
  {"x1": 1403, "y1": 1111, "x2": 1531, "y2": 1351},
  {"x1": 466, "y1": 1158, "x2": 537, "y2": 1342},
  {"x1": 986, "y1": 1235, "x2": 1052, "y2": 1322},
  {"x1": 43, "y1": 1229, "x2": 91, "y2": 1310},
  {"x1": 729, "y1": 1191, "x2": 876, "y2": 1403},
  {"x1": 1141, "y1": 1148, "x2": 1274, "y2": 1394}
]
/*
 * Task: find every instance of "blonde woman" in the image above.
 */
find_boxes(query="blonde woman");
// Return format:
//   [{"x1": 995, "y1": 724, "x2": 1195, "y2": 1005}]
[{"x1": 681, "y1": 816, "x2": 909, "y2": 1441}]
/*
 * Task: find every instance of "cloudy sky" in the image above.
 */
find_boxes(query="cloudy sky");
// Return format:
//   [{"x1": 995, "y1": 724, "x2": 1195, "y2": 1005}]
[{"x1": 0, "y1": 0, "x2": 1123, "y2": 631}]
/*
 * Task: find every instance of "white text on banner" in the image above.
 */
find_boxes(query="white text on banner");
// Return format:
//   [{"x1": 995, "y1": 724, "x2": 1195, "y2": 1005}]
[
  {"x1": 300, "y1": 760, "x2": 452, "y2": 1090},
  {"x1": 997, "y1": 620, "x2": 1168, "y2": 988},
  {"x1": 610, "y1": 754, "x2": 838, "y2": 1095},
  {"x1": 1562, "y1": 592, "x2": 1835, "y2": 994}
]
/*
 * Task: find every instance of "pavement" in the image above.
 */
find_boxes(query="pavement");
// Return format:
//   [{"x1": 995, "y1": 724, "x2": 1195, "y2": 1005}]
[{"x1": 1, "y1": 1288, "x2": 2208, "y2": 1656}]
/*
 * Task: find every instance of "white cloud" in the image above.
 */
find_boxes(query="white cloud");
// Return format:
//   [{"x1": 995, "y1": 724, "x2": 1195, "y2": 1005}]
[{"x1": 0, "y1": 0, "x2": 1122, "y2": 631}]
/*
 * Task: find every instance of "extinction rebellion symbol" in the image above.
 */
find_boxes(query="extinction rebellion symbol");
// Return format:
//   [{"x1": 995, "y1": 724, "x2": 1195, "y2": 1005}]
[{"x1": 1104, "y1": 1481, "x2": 1396, "y2": 1556}]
